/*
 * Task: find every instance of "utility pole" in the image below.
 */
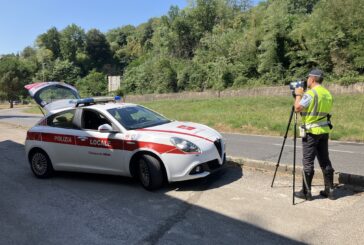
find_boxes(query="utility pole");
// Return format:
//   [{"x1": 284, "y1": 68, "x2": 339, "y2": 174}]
[{"x1": 42, "y1": 63, "x2": 45, "y2": 82}]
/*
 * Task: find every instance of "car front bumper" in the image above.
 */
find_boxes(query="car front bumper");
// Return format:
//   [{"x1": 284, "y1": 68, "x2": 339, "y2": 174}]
[{"x1": 162, "y1": 143, "x2": 226, "y2": 182}]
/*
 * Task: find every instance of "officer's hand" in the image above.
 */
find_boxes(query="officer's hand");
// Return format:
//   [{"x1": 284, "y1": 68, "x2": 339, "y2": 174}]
[{"x1": 295, "y1": 87, "x2": 304, "y2": 97}]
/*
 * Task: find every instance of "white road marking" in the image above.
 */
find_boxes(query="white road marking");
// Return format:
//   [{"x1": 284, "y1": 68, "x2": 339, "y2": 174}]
[{"x1": 272, "y1": 144, "x2": 357, "y2": 154}]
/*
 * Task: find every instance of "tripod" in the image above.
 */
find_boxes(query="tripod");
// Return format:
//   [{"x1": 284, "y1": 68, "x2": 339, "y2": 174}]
[{"x1": 271, "y1": 105, "x2": 298, "y2": 205}]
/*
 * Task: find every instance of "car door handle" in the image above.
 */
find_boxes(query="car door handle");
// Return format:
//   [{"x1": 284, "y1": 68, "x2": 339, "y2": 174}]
[
  {"x1": 126, "y1": 141, "x2": 136, "y2": 145},
  {"x1": 77, "y1": 136, "x2": 88, "y2": 141}
]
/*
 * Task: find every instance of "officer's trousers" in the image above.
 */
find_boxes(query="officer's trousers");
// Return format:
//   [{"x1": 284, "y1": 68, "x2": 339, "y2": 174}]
[{"x1": 302, "y1": 133, "x2": 334, "y2": 175}]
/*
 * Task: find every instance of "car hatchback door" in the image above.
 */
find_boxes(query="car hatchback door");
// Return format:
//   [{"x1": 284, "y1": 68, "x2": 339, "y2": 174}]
[{"x1": 24, "y1": 82, "x2": 81, "y2": 114}]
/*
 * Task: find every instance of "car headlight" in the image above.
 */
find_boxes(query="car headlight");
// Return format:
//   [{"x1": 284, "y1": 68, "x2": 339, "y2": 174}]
[{"x1": 170, "y1": 137, "x2": 201, "y2": 153}]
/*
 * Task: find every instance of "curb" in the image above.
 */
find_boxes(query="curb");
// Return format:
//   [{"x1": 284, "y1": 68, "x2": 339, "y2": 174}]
[{"x1": 227, "y1": 156, "x2": 364, "y2": 187}]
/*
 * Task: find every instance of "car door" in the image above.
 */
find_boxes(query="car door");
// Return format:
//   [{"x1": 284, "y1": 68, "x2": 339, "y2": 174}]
[
  {"x1": 72, "y1": 108, "x2": 127, "y2": 175},
  {"x1": 39, "y1": 109, "x2": 84, "y2": 169}
]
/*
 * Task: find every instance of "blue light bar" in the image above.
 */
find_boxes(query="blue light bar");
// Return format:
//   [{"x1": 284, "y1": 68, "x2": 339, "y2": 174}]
[{"x1": 75, "y1": 97, "x2": 116, "y2": 107}]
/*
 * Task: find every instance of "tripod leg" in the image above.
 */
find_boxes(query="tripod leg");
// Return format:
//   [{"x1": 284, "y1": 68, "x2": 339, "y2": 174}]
[
  {"x1": 293, "y1": 113, "x2": 297, "y2": 205},
  {"x1": 271, "y1": 106, "x2": 295, "y2": 188}
]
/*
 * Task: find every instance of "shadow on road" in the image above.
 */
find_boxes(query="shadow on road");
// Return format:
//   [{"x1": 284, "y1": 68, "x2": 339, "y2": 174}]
[
  {"x1": 168, "y1": 162, "x2": 243, "y2": 192},
  {"x1": 1, "y1": 140, "x2": 303, "y2": 244}
]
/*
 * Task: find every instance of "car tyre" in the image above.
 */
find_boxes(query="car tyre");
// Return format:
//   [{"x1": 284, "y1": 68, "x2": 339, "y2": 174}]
[
  {"x1": 30, "y1": 150, "x2": 54, "y2": 178},
  {"x1": 137, "y1": 154, "x2": 163, "y2": 190}
]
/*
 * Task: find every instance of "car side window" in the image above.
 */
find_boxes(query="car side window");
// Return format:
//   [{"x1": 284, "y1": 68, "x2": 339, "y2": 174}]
[
  {"x1": 47, "y1": 110, "x2": 77, "y2": 129},
  {"x1": 82, "y1": 109, "x2": 111, "y2": 130}
]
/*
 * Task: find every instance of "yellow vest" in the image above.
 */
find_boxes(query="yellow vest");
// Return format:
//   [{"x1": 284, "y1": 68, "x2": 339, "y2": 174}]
[{"x1": 301, "y1": 85, "x2": 333, "y2": 135}]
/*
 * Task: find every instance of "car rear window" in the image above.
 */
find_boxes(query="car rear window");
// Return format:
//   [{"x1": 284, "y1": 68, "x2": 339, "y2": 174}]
[{"x1": 47, "y1": 110, "x2": 77, "y2": 129}]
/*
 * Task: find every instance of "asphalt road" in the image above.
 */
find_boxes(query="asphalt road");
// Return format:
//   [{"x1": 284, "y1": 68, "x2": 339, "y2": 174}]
[
  {"x1": 1, "y1": 107, "x2": 363, "y2": 176},
  {"x1": 225, "y1": 133, "x2": 364, "y2": 176},
  {"x1": 1, "y1": 125, "x2": 364, "y2": 245}
]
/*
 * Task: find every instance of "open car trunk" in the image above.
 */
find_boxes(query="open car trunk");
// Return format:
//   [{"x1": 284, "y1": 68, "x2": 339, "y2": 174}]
[{"x1": 25, "y1": 82, "x2": 81, "y2": 114}]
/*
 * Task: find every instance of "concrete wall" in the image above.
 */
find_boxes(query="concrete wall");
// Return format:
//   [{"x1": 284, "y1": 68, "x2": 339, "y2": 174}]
[{"x1": 124, "y1": 83, "x2": 364, "y2": 103}]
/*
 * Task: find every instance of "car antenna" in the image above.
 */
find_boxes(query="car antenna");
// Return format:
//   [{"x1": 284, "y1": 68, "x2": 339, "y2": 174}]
[{"x1": 38, "y1": 106, "x2": 45, "y2": 116}]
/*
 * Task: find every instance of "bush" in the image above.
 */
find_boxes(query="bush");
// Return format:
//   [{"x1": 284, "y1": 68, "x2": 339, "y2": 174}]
[{"x1": 338, "y1": 74, "x2": 364, "y2": 86}]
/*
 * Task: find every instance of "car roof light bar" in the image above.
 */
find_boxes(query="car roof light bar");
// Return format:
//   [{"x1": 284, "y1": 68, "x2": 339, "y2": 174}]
[{"x1": 75, "y1": 96, "x2": 117, "y2": 107}]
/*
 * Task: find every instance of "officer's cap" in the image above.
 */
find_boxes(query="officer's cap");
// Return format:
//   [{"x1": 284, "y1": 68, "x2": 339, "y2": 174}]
[{"x1": 307, "y1": 69, "x2": 324, "y2": 78}]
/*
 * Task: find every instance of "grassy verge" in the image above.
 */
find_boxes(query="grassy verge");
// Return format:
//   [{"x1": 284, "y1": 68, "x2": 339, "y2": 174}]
[
  {"x1": 22, "y1": 95, "x2": 364, "y2": 142},
  {"x1": 141, "y1": 95, "x2": 364, "y2": 142},
  {"x1": 0, "y1": 104, "x2": 30, "y2": 109},
  {"x1": 23, "y1": 106, "x2": 45, "y2": 114}
]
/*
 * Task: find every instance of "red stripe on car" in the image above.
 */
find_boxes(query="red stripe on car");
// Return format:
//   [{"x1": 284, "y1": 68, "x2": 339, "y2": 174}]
[
  {"x1": 41, "y1": 133, "x2": 76, "y2": 145},
  {"x1": 26, "y1": 132, "x2": 42, "y2": 141},
  {"x1": 27, "y1": 132, "x2": 187, "y2": 154},
  {"x1": 124, "y1": 140, "x2": 185, "y2": 154},
  {"x1": 177, "y1": 125, "x2": 196, "y2": 130},
  {"x1": 24, "y1": 82, "x2": 47, "y2": 91}
]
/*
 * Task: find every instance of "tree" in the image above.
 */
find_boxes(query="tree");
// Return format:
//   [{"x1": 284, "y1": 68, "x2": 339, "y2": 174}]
[
  {"x1": 36, "y1": 27, "x2": 61, "y2": 59},
  {"x1": 256, "y1": 0, "x2": 291, "y2": 84},
  {"x1": 76, "y1": 70, "x2": 107, "y2": 97},
  {"x1": 294, "y1": 0, "x2": 364, "y2": 76},
  {"x1": 106, "y1": 25, "x2": 137, "y2": 73},
  {"x1": 49, "y1": 59, "x2": 81, "y2": 85},
  {"x1": 153, "y1": 58, "x2": 178, "y2": 93},
  {"x1": 85, "y1": 29, "x2": 112, "y2": 71},
  {"x1": 0, "y1": 56, "x2": 31, "y2": 108},
  {"x1": 60, "y1": 24, "x2": 86, "y2": 62}
]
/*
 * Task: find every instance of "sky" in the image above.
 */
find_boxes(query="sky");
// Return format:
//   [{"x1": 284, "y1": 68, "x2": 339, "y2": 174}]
[{"x1": 0, "y1": 0, "x2": 260, "y2": 55}]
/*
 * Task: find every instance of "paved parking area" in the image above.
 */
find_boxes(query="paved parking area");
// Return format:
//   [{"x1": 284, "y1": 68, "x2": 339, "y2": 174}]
[{"x1": 1, "y1": 123, "x2": 364, "y2": 245}]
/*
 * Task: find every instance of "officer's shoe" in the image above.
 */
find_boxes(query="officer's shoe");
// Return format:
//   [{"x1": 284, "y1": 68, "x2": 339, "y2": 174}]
[
  {"x1": 294, "y1": 189, "x2": 313, "y2": 201},
  {"x1": 295, "y1": 172, "x2": 314, "y2": 201},
  {"x1": 320, "y1": 188, "x2": 335, "y2": 200},
  {"x1": 320, "y1": 169, "x2": 335, "y2": 200}
]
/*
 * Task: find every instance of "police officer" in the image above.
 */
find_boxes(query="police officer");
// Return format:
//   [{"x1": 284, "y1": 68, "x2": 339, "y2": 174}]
[{"x1": 294, "y1": 69, "x2": 335, "y2": 201}]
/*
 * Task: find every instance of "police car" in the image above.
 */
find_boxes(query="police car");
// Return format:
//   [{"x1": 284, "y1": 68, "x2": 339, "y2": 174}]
[{"x1": 25, "y1": 82, "x2": 226, "y2": 190}]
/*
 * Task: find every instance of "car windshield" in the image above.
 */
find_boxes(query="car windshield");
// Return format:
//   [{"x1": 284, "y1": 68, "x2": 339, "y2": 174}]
[{"x1": 107, "y1": 106, "x2": 171, "y2": 130}]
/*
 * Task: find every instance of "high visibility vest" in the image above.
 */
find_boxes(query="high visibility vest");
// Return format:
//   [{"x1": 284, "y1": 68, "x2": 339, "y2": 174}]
[{"x1": 301, "y1": 85, "x2": 333, "y2": 135}]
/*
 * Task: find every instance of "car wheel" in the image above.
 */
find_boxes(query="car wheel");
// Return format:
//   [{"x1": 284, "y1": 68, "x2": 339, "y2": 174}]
[
  {"x1": 30, "y1": 150, "x2": 54, "y2": 178},
  {"x1": 137, "y1": 155, "x2": 163, "y2": 190}
]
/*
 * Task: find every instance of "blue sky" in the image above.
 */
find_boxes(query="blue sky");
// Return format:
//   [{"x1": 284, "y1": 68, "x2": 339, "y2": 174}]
[{"x1": 0, "y1": 0, "x2": 260, "y2": 55}]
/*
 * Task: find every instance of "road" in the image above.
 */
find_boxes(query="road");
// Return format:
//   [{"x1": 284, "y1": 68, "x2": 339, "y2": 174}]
[
  {"x1": 1, "y1": 123, "x2": 364, "y2": 245},
  {"x1": 1, "y1": 107, "x2": 363, "y2": 175}
]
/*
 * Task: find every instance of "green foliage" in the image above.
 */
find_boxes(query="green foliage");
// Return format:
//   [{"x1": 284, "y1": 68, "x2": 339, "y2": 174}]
[
  {"x1": 60, "y1": 24, "x2": 87, "y2": 63},
  {"x1": 0, "y1": 55, "x2": 31, "y2": 107},
  {"x1": 1, "y1": 0, "x2": 364, "y2": 98},
  {"x1": 36, "y1": 27, "x2": 61, "y2": 59},
  {"x1": 33, "y1": 59, "x2": 80, "y2": 85},
  {"x1": 76, "y1": 70, "x2": 107, "y2": 97},
  {"x1": 85, "y1": 29, "x2": 112, "y2": 72},
  {"x1": 337, "y1": 73, "x2": 364, "y2": 86}
]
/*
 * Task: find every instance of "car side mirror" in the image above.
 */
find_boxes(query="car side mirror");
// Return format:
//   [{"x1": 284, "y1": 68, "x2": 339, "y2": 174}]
[{"x1": 98, "y1": 124, "x2": 113, "y2": 133}]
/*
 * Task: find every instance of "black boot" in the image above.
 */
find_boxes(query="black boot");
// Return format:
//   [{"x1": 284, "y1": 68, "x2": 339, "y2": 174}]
[
  {"x1": 295, "y1": 172, "x2": 313, "y2": 201},
  {"x1": 320, "y1": 169, "x2": 335, "y2": 200}
]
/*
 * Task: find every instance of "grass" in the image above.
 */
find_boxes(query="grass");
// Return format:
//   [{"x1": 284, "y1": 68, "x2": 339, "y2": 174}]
[
  {"x1": 23, "y1": 106, "x2": 45, "y2": 114},
  {"x1": 0, "y1": 103, "x2": 31, "y2": 109},
  {"x1": 21, "y1": 95, "x2": 364, "y2": 142},
  {"x1": 140, "y1": 95, "x2": 364, "y2": 142}
]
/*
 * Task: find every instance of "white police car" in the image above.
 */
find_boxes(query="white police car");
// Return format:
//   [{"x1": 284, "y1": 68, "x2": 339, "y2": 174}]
[{"x1": 25, "y1": 82, "x2": 226, "y2": 190}]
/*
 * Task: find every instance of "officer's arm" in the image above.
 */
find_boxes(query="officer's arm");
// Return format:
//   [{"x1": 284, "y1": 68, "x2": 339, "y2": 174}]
[
  {"x1": 295, "y1": 93, "x2": 312, "y2": 112},
  {"x1": 294, "y1": 87, "x2": 305, "y2": 112},
  {"x1": 295, "y1": 95, "x2": 304, "y2": 112}
]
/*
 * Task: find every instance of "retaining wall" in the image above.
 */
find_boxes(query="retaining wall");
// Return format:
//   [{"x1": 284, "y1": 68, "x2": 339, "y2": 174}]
[{"x1": 124, "y1": 83, "x2": 364, "y2": 103}]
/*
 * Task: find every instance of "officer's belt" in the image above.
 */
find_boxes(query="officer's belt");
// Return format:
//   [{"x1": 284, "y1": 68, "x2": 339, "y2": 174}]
[
  {"x1": 304, "y1": 121, "x2": 330, "y2": 130},
  {"x1": 301, "y1": 112, "x2": 328, "y2": 117}
]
